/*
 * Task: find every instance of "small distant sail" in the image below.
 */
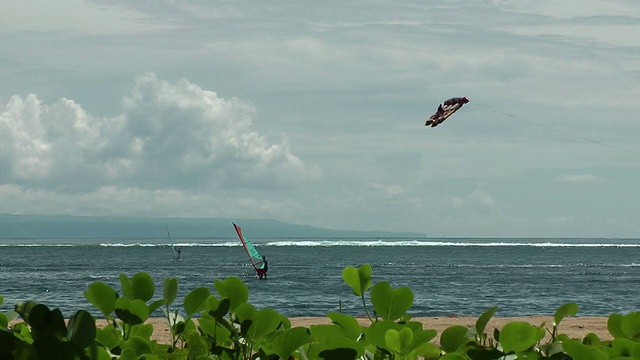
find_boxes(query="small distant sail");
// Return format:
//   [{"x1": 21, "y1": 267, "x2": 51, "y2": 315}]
[
  {"x1": 233, "y1": 222, "x2": 265, "y2": 271},
  {"x1": 166, "y1": 226, "x2": 178, "y2": 261}
]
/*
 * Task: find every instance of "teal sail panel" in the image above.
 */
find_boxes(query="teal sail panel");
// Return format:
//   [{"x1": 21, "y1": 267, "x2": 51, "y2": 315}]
[{"x1": 233, "y1": 223, "x2": 264, "y2": 269}]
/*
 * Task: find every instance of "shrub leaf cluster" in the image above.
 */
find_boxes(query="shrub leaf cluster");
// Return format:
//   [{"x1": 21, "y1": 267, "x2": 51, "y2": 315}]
[{"x1": 1, "y1": 264, "x2": 639, "y2": 359}]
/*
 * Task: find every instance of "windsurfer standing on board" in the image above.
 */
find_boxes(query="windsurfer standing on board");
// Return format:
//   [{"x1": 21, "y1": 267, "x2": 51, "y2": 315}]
[{"x1": 257, "y1": 256, "x2": 268, "y2": 279}]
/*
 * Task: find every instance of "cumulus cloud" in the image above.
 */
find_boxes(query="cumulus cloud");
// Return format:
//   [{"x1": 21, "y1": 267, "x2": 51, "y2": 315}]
[
  {"x1": 0, "y1": 73, "x2": 319, "y2": 192},
  {"x1": 451, "y1": 188, "x2": 495, "y2": 210},
  {"x1": 370, "y1": 183, "x2": 405, "y2": 199},
  {"x1": 556, "y1": 174, "x2": 597, "y2": 183}
]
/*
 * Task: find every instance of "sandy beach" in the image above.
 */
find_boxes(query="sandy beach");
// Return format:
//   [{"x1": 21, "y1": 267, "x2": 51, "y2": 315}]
[{"x1": 95, "y1": 316, "x2": 611, "y2": 345}]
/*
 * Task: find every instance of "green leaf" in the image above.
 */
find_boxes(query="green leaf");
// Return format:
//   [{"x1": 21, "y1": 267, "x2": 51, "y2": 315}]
[
  {"x1": 327, "y1": 312, "x2": 363, "y2": 340},
  {"x1": 499, "y1": 321, "x2": 544, "y2": 353},
  {"x1": 214, "y1": 277, "x2": 249, "y2": 313},
  {"x1": 245, "y1": 308, "x2": 283, "y2": 342},
  {"x1": 84, "y1": 282, "x2": 118, "y2": 317},
  {"x1": 342, "y1": 265, "x2": 372, "y2": 297},
  {"x1": 271, "y1": 327, "x2": 311, "y2": 359},
  {"x1": 440, "y1": 325, "x2": 469, "y2": 353},
  {"x1": 208, "y1": 297, "x2": 230, "y2": 320},
  {"x1": 119, "y1": 347, "x2": 139, "y2": 360},
  {"x1": 582, "y1": 332, "x2": 601, "y2": 345},
  {"x1": 129, "y1": 323, "x2": 154, "y2": 339},
  {"x1": 554, "y1": 302, "x2": 579, "y2": 326},
  {"x1": 121, "y1": 336, "x2": 153, "y2": 356},
  {"x1": 147, "y1": 299, "x2": 165, "y2": 314},
  {"x1": 119, "y1": 274, "x2": 133, "y2": 298},
  {"x1": 621, "y1": 312, "x2": 640, "y2": 340},
  {"x1": 612, "y1": 338, "x2": 637, "y2": 357},
  {"x1": 366, "y1": 320, "x2": 403, "y2": 349},
  {"x1": 608, "y1": 313, "x2": 626, "y2": 339},
  {"x1": 440, "y1": 353, "x2": 468, "y2": 360},
  {"x1": 115, "y1": 297, "x2": 149, "y2": 325},
  {"x1": 563, "y1": 338, "x2": 607, "y2": 360},
  {"x1": 310, "y1": 324, "x2": 348, "y2": 342},
  {"x1": 475, "y1": 306, "x2": 497, "y2": 338},
  {"x1": 318, "y1": 347, "x2": 359, "y2": 360},
  {"x1": 0, "y1": 313, "x2": 6, "y2": 329},
  {"x1": 25, "y1": 304, "x2": 67, "y2": 339},
  {"x1": 184, "y1": 287, "x2": 211, "y2": 316},
  {"x1": 14, "y1": 301, "x2": 38, "y2": 322},
  {"x1": 310, "y1": 334, "x2": 365, "y2": 360},
  {"x1": 385, "y1": 327, "x2": 414, "y2": 355},
  {"x1": 67, "y1": 310, "x2": 96, "y2": 348},
  {"x1": 370, "y1": 281, "x2": 413, "y2": 321},
  {"x1": 131, "y1": 273, "x2": 155, "y2": 302},
  {"x1": 96, "y1": 324, "x2": 121, "y2": 349},
  {"x1": 163, "y1": 278, "x2": 178, "y2": 306}
]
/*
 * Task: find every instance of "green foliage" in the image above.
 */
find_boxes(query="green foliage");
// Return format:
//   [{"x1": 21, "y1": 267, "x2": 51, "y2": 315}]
[
  {"x1": 0, "y1": 264, "x2": 638, "y2": 359},
  {"x1": 342, "y1": 264, "x2": 372, "y2": 297},
  {"x1": 370, "y1": 281, "x2": 414, "y2": 321}
]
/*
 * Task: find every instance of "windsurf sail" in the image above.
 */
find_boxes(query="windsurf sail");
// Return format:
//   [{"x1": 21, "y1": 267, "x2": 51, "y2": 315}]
[
  {"x1": 166, "y1": 226, "x2": 178, "y2": 261},
  {"x1": 233, "y1": 222, "x2": 265, "y2": 270},
  {"x1": 425, "y1": 96, "x2": 469, "y2": 128}
]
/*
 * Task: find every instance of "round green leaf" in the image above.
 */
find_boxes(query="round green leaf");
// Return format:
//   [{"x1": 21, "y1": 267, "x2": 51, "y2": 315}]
[
  {"x1": 84, "y1": 282, "x2": 118, "y2": 317},
  {"x1": 119, "y1": 274, "x2": 133, "y2": 298},
  {"x1": 499, "y1": 321, "x2": 543, "y2": 353},
  {"x1": 184, "y1": 287, "x2": 211, "y2": 316},
  {"x1": 271, "y1": 327, "x2": 311, "y2": 359},
  {"x1": 385, "y1": 327, "x2": 414, "y2": 355},
  {"x1": 214, "y1": 277, "x2": 249, "y2": 313},
  {"x1": 342, "y1": 265, "x2": 372, "y2": 297},
  {"x1": 370, "y1": 281, "x2": 413, "y2": 321},
  {"x1": 163, "y1": 278, "x2": 178, "y2": 306},
  {"x1": 562, "y1": 338, "x2": 608, "y2": 360},
  {"x1": 554, "y1": 302, "x2": 578, "y2": 326},
  {"x1": 121, "y1": 336, "x2": 153, "y2": 356},
  {"x1": 67, "y1": 310, "x2": 96, "y2": 348},
  {"x1": 27, "y1": 304, "x2": 67, "y2": 338},
  {"x1": 131, "y1": 273, "x2": 155, "y2": 302},
  {"x1": 608, "y1": 313, "x2": 626, "y2": 339},
  {"x1": 440, "y1": 325, "x2": 469, "y2": 353},
  {"x1": 327, "y1": 312, "x2": 363, "y2": 340},
  {"x1": 621, "y1": 312, "x2": 640, "y2": 339},
  {"x1": 366, "y1": 320, "x2": 403, "y2": 349},
  {"x1": 115, "y1": 297, "x2": 149, "y2": 325}
]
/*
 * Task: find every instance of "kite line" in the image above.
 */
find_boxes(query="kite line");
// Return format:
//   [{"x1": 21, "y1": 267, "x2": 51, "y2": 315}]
[{"x1": 468, "y1": 103, "x2": 640, "y2": 158}]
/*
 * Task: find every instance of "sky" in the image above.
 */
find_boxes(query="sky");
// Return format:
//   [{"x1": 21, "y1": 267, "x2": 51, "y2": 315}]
[{"x1": 1, "y1": 0, "x2": 639, "y2": 237}]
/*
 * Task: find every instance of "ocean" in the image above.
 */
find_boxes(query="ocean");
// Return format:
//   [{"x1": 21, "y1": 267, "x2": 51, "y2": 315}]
[{"x1": 1, "y1": 238, "x2": 639, "y2": 319}]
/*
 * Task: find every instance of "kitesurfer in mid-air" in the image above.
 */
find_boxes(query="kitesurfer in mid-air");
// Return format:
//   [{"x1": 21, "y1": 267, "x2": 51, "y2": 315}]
[{"x1": 425, "y1": 96, "x2": 469, "y2": 127}]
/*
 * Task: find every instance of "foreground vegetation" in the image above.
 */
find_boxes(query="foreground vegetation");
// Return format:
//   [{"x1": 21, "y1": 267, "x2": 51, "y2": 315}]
[{"x1": 1, "y1": 264, "x2": 639, "y2": 359}]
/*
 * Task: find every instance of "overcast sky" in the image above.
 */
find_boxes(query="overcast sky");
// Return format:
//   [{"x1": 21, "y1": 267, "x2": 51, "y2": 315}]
[{"x1": 1, "y1": 0, "x2": 639, "y2": 237}]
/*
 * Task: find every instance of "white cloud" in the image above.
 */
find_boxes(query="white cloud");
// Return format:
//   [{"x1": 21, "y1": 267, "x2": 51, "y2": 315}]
[
  {"x1": 450, "y1": 187, "x2": 494, "y2": 211},
  {"x1": 0, "y1": 73, "x2": 319, "y2": 192},
  {"x1": 556, "y1": 174, "x2": 597, "y2": 183},
  {"x1": 370, "y1": 183, "x2": 405, "y2": 199}
]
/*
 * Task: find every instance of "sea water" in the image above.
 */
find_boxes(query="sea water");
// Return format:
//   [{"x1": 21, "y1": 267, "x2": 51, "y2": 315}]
[{"x1": 1, "y1": 238, "x2": 639, "y2": 318}]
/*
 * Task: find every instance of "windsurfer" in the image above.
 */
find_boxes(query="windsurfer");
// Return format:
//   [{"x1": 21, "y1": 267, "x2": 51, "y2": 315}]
[{"x1": 257, "y1": 256, "x2": 268, "y2": 279}]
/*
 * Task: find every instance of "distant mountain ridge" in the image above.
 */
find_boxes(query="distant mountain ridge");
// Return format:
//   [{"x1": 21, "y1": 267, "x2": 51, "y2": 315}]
[{"x1": 0, "y1": 214, "x2": 424, "y2": 239}]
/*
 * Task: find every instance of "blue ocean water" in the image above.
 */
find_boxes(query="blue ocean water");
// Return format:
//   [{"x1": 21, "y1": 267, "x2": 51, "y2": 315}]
[{"x1": 1, "y1": 237, "x2": 639, "y2": 318}]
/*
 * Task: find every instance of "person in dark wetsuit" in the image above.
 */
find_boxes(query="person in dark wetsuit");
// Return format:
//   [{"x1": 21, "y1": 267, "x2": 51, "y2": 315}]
[{"x1": 257, "y1": 256, "x2": 268, "y2": 279}]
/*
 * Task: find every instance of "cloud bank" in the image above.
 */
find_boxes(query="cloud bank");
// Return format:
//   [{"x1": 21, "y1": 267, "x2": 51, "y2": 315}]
[{"x1": 0, "y1": 73, "x2": 319, "y2": 194}]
